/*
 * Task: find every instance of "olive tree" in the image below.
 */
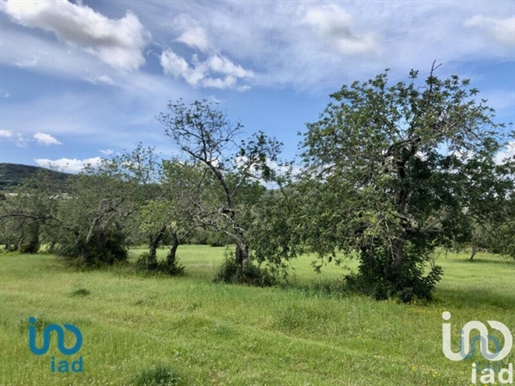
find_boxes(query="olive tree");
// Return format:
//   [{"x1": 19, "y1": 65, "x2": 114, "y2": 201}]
[
  {"x1": 157, "y1": 99, "x2": 283, "y2": 269},
  {"x1": 0, "y1": 169, "x2": 64, "y2": 253}
]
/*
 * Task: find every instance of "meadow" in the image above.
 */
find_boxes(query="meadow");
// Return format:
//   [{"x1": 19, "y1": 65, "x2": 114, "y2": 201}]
[{"x1": 0, "y1": 245, "x2": 514, "y2": 385}]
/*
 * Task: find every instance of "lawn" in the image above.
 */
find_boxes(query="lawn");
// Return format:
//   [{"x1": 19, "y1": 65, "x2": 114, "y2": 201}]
[{"x1": 0, "y1": 245, "x2": 514, "y2": 385}]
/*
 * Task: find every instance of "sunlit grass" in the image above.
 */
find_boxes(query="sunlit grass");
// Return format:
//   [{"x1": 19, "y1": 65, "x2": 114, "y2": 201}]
[{"x1": 0, "y1": 246, "x2": 514, "y2": 385}]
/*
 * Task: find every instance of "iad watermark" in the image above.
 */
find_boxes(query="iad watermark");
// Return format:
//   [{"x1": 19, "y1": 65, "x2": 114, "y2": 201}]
[
  {"x1": 442, "y1": 311, "x2": 513, "y2": 384},
  {"x1": 28, "y1": 317, "x2": 83, "y2": 373}
]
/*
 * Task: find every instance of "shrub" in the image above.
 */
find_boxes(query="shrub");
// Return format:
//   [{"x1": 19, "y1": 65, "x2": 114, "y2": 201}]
[
  {"x1": 135, "y1": 252, "x2": 185, "y2": 276},
  {"x1": 55, "y1": 228, "x2": 128, "y2": 267},
  {"x1": 344, "y1": 246, "x2": 443, "y2": 302},
  {"x1": 214, "y1": 254, "x2": 276, "y2": 287}
]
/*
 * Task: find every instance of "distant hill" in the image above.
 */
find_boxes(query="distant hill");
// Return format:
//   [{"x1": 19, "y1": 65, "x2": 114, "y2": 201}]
[{"x1": 0, "y1": 163, "x2": 72, "y2": 191}]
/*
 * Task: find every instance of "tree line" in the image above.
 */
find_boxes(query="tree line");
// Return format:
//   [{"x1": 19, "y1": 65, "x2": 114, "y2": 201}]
[{"x1": 1, "y1": 64, "x2": 514, "y2": 301}]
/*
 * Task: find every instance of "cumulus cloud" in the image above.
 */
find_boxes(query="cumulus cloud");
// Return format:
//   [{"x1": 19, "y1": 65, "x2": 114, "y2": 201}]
[
  {"x1": 34, "y1": 132, "x2": 62, "y2": 145},
  {"x1": 0, "y1": 130, "x2": 13, "y2": 138},
  {"x1": 0, "y1": 0, "x2": 150, "y2": 72},
  {"x1": 465, "y1": 16, "x2": 515, "y2": 46},
  {"x1": 160, "y1": 50, "x2": 253, "y2": 89},
  {"x1": 160, "y1": 13, "x2": 254, "y2": 90},
  {"x1": 303, "y1": 4, "x2": 377, "y2": 54},
  {"x1": 128, "y1": 1, "x2": 512, "y2": 92},
  {"x1": 35, "y1": 157, "x2": 103, "y2": 173},
  {"x1": 176, "y1": 26, "x2": 209, "y2": 52}
]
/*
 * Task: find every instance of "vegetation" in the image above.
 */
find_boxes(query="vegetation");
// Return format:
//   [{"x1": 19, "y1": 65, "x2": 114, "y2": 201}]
[
  {"x1": 157, "y1": 99, "x2": 286, "y2": 272},
  {"x1": 0, "y1": 65, "x2": 514, "y2": 303},
  {"x1": 299, "y1": 63, "x2": 515, "y2": 300},
  {"x1": 0, "y1": 247, "x2": 514, "y2": 385},
  {"x1": 0, "y1": 163, "x2": 72, "y2": 191}
]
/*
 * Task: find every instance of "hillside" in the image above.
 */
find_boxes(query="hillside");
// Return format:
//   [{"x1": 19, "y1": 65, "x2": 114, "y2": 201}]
[{"x1": 0, "y1": 163, "x2": 72, "y2": 191}]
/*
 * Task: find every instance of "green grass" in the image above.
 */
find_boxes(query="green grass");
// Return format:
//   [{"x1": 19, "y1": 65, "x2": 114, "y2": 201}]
[{"x1": 1, "y1": 245, "x2": 514, "y2": 385}]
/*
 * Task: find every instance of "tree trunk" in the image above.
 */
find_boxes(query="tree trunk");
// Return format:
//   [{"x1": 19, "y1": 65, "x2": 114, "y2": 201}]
[
  {"x1": 166, "y1": 230, "x2": 180, "y2": 267},
  {"x1": 148, "y1": 225, "x2": 167, "y2": 265},
  {"x1": 391, "y1": 238, "x2": 405, "y2": 268},
  {"x1": 6, "y1": 240, "x2": 16, "y2": 252},
  {"x1": 16, "y1": 232, "x2": 24, "y2": 252},
  {"x1": 470, "y1": 246, "x2": 477, "y2": 261},
  {"x1": 235, "y1": 241, "x2": 249, "y2": 266}
]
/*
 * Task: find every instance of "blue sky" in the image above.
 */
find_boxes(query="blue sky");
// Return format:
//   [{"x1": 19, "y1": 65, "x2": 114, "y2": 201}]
[{"x1": 0, "y1": 0, "x2": 514, "y2": 172}]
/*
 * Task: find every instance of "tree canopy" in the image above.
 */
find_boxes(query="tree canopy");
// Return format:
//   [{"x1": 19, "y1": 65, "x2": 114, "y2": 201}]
[
  {"x1": 1, "y1": 65, "x2": 514, "y2": 301},
  {"x1": 299, "y1": 63, "x2": 515, "y2": 300}
]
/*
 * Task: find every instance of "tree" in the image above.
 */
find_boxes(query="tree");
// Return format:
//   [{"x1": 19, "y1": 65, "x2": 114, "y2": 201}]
[
  {"x1": 300, "y1": 63, "x2": 515, "y2": 301},
  {"x1": 0, "y1": 169, "x2": 64, "y2": 253},
  {"x1": 159, "y1": 159, "x2": 210, "y2": 267},
  {"x1": 157, "y1": 99, "x2": 283, "y2": 270},
  {"x1": 53, "y1": 171, "x2": 132, "y2": 265},
  {"x1": 107, "y1": 144, "x2": 169, "y2": 268},
  {"x1": 133, "y1": 158, "x2": 204, "y2": 273},
  {"x1": 479, "y1": 191, "x2": 515, "y2": 258}
]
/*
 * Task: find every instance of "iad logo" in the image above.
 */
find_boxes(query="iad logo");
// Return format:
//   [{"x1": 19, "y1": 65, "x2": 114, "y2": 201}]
[
  {"x1": 442, "y1": 311, "x2": 512, "y2": 361},
  {"x1": 442, "y1": 311, "x2": 513, "y2": 384},
  {"x1": 28, "y1": 317, "x2": 83, "y2": 373}
]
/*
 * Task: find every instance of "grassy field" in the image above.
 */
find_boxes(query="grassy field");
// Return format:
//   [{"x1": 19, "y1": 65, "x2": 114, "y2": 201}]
[{"x1": 0, "y1": 245, "x2": 514, "y2": 385}]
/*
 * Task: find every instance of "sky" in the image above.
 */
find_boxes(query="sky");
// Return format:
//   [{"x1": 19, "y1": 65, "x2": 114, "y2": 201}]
[{"x1": 0, "y1": 0, "x2": 514, "y2": 173}]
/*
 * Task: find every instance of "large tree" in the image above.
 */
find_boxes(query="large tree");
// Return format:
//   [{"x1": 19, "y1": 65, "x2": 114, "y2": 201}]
[
  {"x1": 157, "y1": 99, "x2": 283, "y2": 268},
  {"x1": 300, "y1": 63, "x2": 515, "y2": 300}
]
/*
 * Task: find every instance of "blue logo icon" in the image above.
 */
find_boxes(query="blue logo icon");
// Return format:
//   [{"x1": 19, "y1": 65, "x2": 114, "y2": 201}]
[{"x1": 28, "y1": 317, "x2": 83, "y2": 373}]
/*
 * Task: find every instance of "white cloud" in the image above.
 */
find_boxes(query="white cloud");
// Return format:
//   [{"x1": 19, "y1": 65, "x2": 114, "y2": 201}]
[
  {"x1": 465, "y1": 16, "x2": 515, "y2": 46},
  {"x1": 160, "y1": 50, "x2": 253, "y2": 89},
  {"x1": 0, "y1": 0, "x2": 150, "y2": 72},
  {"x1": 131, "y1": 1, "x2": 513, "y2": 92},
  {"x1": 0, "y1": 130, "x2": 13, "y2": 138},
  {"x1": 35, "y1": 157, "x2": 103, "y2": 173},
  {"x1": 159, "y1": 10, "x2": 254, "y2": 90},
  {"x1": 0, "y1": 75, "x2": 193, "y2": 156},
  {"x1": 99, "y1": 149, "x2": 114, "y2": 155},
  {"x1": 303, "y1": 4, "x2": 377, "y2": 54},
  {"x1": 0, "y1": 26, "x2": 112, "y2": 80},
  {"x1": 86, "y1": 75, "x2": 115, "y2": 85},
  {"x1": 160, "y1": 50, "x2": 199, "y2": 84},
  {"x1": 206, "y1": 55, "x2": 253, "y2": 78},
  {"x1": 176, "y1": 26, "x2": 209, "y2": 52},
  {"x1": 34, "y1": 132, "x2": 62, "y2": 145},
  {"x1": 201, "y1": 76, "x2": 237, "y2": 89}
]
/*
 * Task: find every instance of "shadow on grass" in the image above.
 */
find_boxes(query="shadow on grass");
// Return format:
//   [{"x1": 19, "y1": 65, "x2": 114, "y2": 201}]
[
  {"x1": 452, "y1": 257, "x2": 515, "y2": 267},
  {"x1": 277, "y1": 278, "x2": 357, "y2": 301},
  {"x1": 434, "y1": 286, "x2": 515, "y2": 309}
]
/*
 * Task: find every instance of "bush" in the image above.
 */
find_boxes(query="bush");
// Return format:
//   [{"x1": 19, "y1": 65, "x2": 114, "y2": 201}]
[
  {"x1": 344, "y1": 245, "x2": 443, "y2": 302},
  {"x1": 135, "y1": 252, "x2": 185, "y2": 276},
  {"x1": 54, "y1": 228, "x2": 128, "y2": 267},
  {"x1": 214, "y1": 254, "x2": 276, "y2": 287}
]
